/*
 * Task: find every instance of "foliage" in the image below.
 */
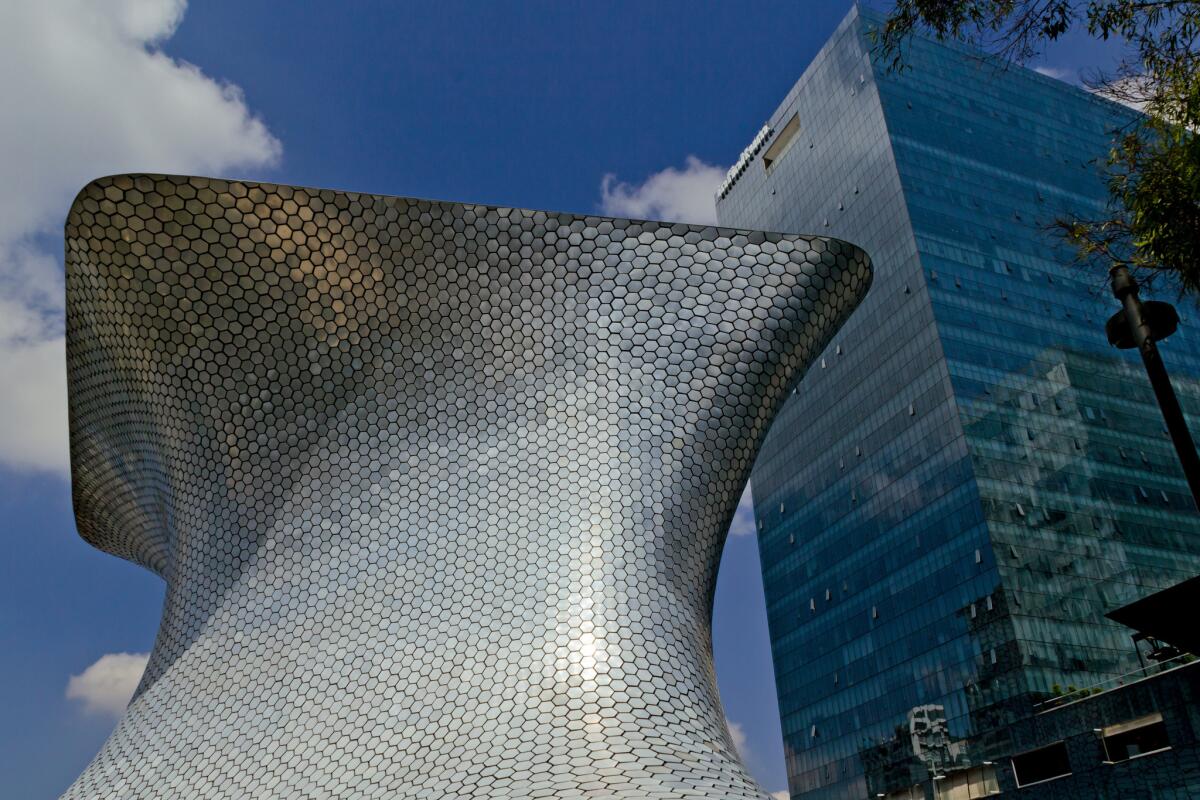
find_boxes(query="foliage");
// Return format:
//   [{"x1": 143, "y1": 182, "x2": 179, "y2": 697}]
[{"x1": 875, "y1": 1, "x2": 1200, "y2": 295}]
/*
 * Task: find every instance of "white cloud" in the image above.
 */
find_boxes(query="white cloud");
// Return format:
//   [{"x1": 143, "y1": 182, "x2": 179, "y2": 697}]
[
  {"x1": 1036, "y1": 67, "x2": 1152, "y2": 115},
  {"x1": 728, "y1": 717, "x2": 791, "y2": 799},
  {"x1": 0, "y1": 0, "x2": 280, "y2": 475},
  {"x1": 0, "y1": 330, "x2": 68, "y2": 473},
  {"x1": 1090, "y1": 74, "x2": 1152, "y2": 114},
  {"x1": 599, "y1": 156, "x2": 726, "y2": 225},
  {"x1": 727, "y1": 719, "x2": 750, "y2": 759},
  {"x1": 66, "y1": 652, "x2": 150, "y2": 717},
  {"x1": 1034, "y1": 65, "x2": 1075, "y2": 82},
  {"x1": 729, "y1": 483, "x2": 756, "y2": 537}
]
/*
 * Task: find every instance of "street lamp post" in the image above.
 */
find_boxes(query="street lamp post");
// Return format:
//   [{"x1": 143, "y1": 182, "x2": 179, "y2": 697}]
[{"x1": 1106, "y1": 266, "x2": 1200, "y2": 510}]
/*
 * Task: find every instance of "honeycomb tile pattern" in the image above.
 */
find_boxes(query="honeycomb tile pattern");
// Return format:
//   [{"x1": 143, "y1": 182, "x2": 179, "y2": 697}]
[{"x1": 63, "y1": 174, "x2": 872, "y2": 799}]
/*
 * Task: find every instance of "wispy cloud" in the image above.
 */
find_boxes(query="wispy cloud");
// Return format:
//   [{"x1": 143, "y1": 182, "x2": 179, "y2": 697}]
[
  {"x1": 727, "y1": 719, "x2": 751, "y2": 760},
  {"x1": 66, "y1": 652, "x2": 150, "y2": 717},
  {"x1": 729, "y1": 484, "x2": 757, "y2": 537},
  {"x1": 599, "y1": 156, "x2": 726, "y2": 225},
  {"x1": 726, "y1": 719, "x2": 791, "y2": 799},
  {"x1": 1034, "y1": 65, "x2": 1076, "y2": 83},
  {"x1": 1090, "y1": 74, "x2": 1152, "y2": 114},
  {"x1": 0, "y1": 0, "x2": 280, "y2": 475}
]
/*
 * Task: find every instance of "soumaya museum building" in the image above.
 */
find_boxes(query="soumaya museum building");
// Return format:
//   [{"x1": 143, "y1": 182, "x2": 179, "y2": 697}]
[
  {"x1": 716, "y1": 6, "x2": 1200, "y2": 800},
  {"x1": 63, "y1": 175, "x2": 870, "y2": 799}
]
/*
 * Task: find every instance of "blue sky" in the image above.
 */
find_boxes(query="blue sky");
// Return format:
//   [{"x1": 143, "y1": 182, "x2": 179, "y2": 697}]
[{"x1": 0, "y1": 2, "x2": 1124, "y2": 797}]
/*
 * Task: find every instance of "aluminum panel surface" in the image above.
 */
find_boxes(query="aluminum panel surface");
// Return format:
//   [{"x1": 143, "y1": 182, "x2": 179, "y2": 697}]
[{"x1": 63, "y1": 174, "x2": 871, "y2": 798}]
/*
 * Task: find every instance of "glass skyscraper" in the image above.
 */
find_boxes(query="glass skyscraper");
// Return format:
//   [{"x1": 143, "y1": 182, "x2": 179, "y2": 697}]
[{"x1": 715, "y1": 6, "x2": 1200, "y2": 799}]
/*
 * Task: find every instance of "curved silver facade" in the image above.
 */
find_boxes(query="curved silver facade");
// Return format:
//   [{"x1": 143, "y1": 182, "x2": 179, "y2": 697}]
[{"x1": 64, "y1": 174, "x2": 871, "y2": 799}]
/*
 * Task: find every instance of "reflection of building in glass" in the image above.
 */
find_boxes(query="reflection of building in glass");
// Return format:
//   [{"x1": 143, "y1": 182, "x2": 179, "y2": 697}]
[
  {"x1": 907, "y1": 705, "x2": 968, "y2": 775},
  {"x1": 63, "y1": 175, "x2": 872, "y2": 798},
  {"x1": 962, "y1": 346, "x2": 1200, "y2": 683},
  {"x1": 716, "y1": 6, "x2": 1200, "y2": 799},
  {"x1": 861, "y1": 704, "x2": 971, "y2": 795}
]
